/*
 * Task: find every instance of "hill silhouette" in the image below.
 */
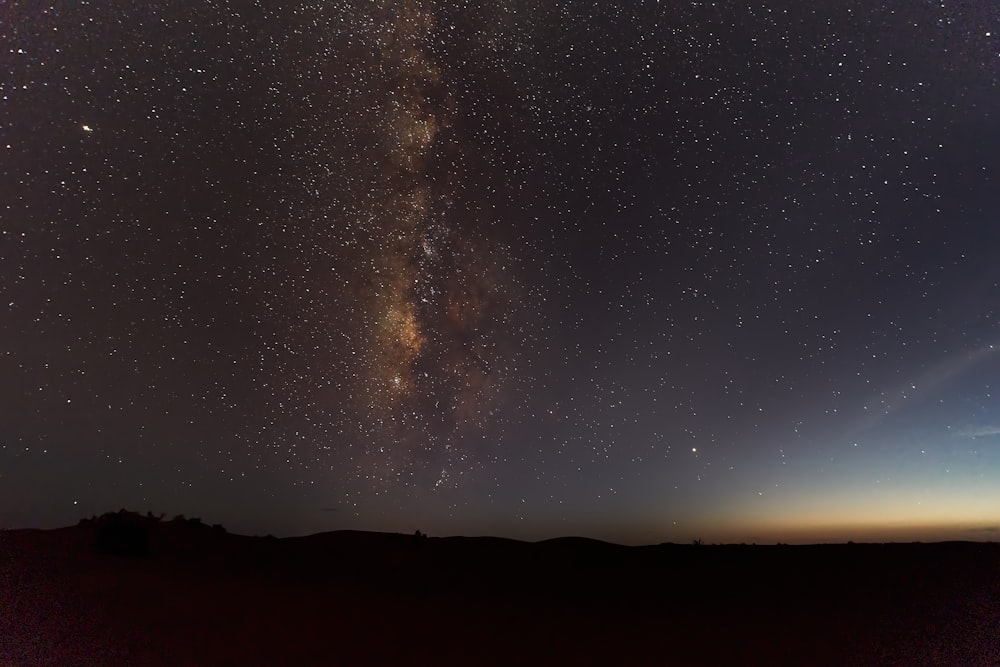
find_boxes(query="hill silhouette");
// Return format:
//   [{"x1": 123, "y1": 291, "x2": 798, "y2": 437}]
[{"x1": 1, "y1": 511, "x2": 998, "y2": 665}]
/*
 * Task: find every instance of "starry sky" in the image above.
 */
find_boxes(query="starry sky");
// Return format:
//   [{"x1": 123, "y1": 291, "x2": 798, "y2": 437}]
[{"x1": 3, "y1": 0, "x2": 999, "y2": 544}]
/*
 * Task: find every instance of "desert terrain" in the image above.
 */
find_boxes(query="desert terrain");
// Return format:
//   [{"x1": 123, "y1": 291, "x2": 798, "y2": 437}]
[{"x1": 2, "y1": 513, "x2": 998, "y2": 666}]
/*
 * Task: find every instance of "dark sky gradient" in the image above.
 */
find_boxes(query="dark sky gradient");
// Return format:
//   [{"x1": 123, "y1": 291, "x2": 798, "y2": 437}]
[{"x1": 3, "y1": 0, "x2": 999, "y2": 544}]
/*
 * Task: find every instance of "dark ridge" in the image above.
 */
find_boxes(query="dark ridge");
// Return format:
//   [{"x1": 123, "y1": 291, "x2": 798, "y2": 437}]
[{"x1": 1, "y1": 515, "x2": 998, "y2": 666}]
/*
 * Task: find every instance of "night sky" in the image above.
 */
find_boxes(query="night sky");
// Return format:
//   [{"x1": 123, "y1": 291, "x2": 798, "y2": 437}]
[{"x1": 3, "y1": 0, "x2": 999, "y2": 544}]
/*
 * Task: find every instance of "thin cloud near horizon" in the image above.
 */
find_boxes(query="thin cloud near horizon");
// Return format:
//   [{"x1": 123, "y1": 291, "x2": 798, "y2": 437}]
[{"x1": 955, "y1": 426, "x2": 1000, "y2": 438}]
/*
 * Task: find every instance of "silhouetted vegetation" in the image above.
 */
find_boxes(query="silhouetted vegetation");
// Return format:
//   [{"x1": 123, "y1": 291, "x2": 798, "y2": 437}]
[
  {"x1": 94, "y1": 510, "x2": 150, "y2": 557},
  {"x1": 83, "y1": 510, "x2": 228, "y2": 557}
]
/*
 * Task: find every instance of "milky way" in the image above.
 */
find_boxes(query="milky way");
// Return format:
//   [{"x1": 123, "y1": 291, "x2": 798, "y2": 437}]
[
  {"x1": 192, "y1": 1, "x2": 536, "y2": 493},
  {"x1": 316, "y1": 1, "x2": 526, "y2": 486}
]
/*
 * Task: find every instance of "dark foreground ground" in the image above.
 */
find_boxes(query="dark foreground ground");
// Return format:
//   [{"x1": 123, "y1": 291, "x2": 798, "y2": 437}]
[{"x1": 1, "y1": 516, "x2": 999, "y2": 666}]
